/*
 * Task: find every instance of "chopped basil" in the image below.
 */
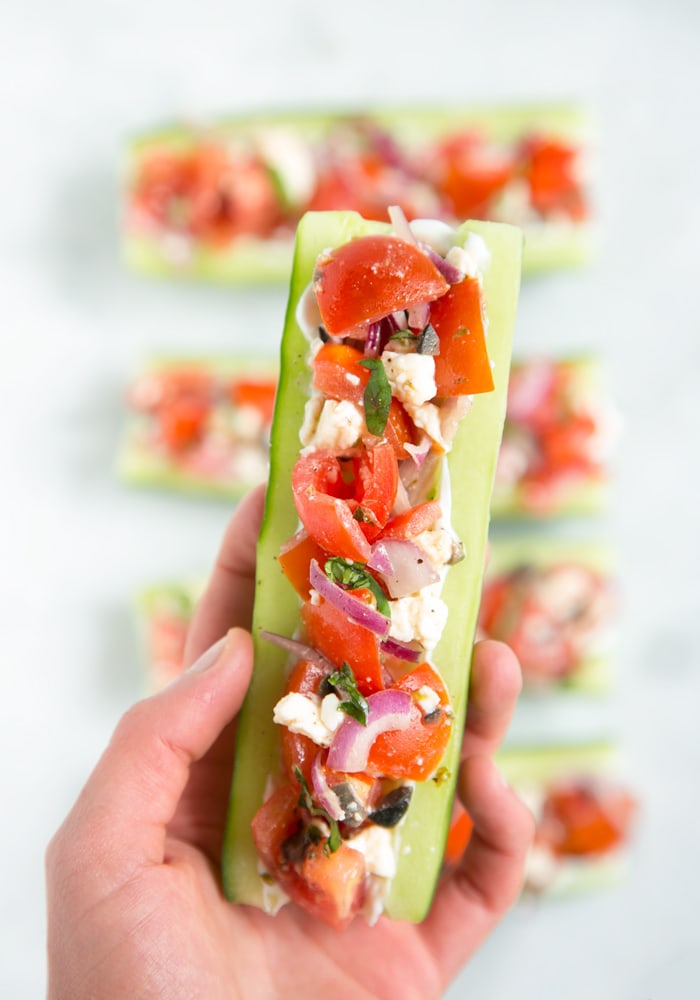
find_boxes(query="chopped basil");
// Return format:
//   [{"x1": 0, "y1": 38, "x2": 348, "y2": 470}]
[
  {"x1": 327, "y1": 661, "x2": 369, "y2": 727},
  {"x1": 358, "y1": 358, "x2": 392, "y2": 436},
  {"x1": 294, "y1": 766, "x2": 342, "y2": 855},
  {"x1": 324, "y1": 557, "x2": 391, "y2": 618}
]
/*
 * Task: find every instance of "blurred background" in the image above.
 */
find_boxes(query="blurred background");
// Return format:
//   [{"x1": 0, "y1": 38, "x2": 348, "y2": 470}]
[{"x1": 2, "y1": 0, "x2": 699, "y2": 996}]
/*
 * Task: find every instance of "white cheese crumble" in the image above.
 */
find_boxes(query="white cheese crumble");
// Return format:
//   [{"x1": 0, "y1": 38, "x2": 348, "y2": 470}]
[
  {"x1": 445, "y1": 232, "x2": 491, "y2": 279},
  {"x1": 381, "y1": 351, "x2": 437, "y2": 408},
  {"x1": 415, "y1": 684, "x2": 441, "y2": 717},
  {"x1": 388, "y1": 584, "x2": 449, "y2": 650},
  {"x1": 413, "y1": 526, "x2": 454, "y2": 571},
  {"x1": 347, "y1": 825, "x2": 397, "y2": 879},
  {"x1": 300, "y1": 398, "x2": 364, "y2": 454},
  {"x1": 272, "y1": 692, "x2": 341, "y2": 746}
]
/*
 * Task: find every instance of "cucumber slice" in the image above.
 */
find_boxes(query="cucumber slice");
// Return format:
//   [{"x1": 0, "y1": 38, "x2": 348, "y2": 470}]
[
  {"x1": 117, "y1": 354, "x2": 277, "y2": 500},
  {"x1": 123, "y1": 104, "x2": 591, "y2": 282},
  {"x1": 222, "y1": 210, "x2": 522, "y2": 922},
  {"x1": 485, "y1": 535, "x2": 616, "y2": 694}
]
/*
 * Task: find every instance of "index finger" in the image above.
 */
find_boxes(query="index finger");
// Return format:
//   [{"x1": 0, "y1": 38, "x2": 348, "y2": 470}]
[{"x1": 184, "y1": 484, "x2": 266, "y2": 666}]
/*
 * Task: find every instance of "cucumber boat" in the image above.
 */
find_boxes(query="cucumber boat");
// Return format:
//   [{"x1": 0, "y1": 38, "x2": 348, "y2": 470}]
[
  {"x1": 123, "y1": 105, "x2": 592, "y2": 283},
  {"x1": 222, "y1": 208, "x2": 521, "y2": 927}
]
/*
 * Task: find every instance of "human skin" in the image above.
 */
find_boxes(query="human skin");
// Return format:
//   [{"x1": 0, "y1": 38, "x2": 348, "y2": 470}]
[{"x1": 46, "y1": 485, "x2": 534, "y2": 1000}]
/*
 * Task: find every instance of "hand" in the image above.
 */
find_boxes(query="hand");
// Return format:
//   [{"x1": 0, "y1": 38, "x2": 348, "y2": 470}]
[{"x1": 46, "y1": 486, "x2": 534, "y2": 1000}]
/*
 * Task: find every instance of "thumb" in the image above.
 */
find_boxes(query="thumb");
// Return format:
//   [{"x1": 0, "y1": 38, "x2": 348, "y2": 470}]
[{"x1": 52, "y1": 628, "x2": 253, "y2": 894}]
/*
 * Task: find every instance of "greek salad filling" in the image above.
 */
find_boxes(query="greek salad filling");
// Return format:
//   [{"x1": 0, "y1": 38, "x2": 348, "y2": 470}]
[{"x1": 250, "y1": 209, "x2": 496, "y2": 928}]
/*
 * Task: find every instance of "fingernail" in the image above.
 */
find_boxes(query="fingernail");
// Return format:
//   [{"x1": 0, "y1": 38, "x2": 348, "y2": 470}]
[{"x1": 188, "y1": 634, "x2": 228, "y2": 673}]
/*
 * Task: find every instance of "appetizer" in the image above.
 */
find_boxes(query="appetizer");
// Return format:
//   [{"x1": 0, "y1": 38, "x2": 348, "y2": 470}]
[
  {"x1": 123, "y1": 105, "x2": 591, "y2": 282},
  {"x1": 118, "y1": 356, "x2": 277, "y2": 498},
  {"x1": 491, "y1": 356, "x2": 615, "y2": 518},
  {"x1": 479, "y1": 537, "x2": 617, "y2": 691},
  {"x1": 222, "y1": 207, "x2": 522, "y2": 928},
  {"x1": 446, "y1": 744, "x2": 638, "y2": 897}
]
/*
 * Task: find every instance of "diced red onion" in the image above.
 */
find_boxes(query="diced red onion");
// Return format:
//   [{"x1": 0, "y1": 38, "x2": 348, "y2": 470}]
[
  {"x1": 507, "y1": 362, "x2": 556, "y2": 422},
  {"x1": 419, "y1": 242, "x2": 465, "y2": 285},
  {"x1": 404, "y1": 436, "x2": 432, "y2": 468},
  {"x1": 380, "y1": 636, "x2": 423, "y2": 662},
  {"x1": 364, "y1": 321, "x2": 383, "y2": 358},
  {"x1": 309, "y1": 559, "x2": 391, "y2": 639},
  {"x1": 326, "y1": 689, "x2": 413, "y2": 772},
  {"x1": 388, "y1": 204, "x2": 417, "y2": 245},
  {"x1": 407, "y1": 301, "x2": 430, "y2": 331},
  {"x1": 367, "y1": 539, "x2": 439, "y2": 599},
  {"x1": 259, "y1": 630, "x2": 334, "y2": 674},
  {"x1": 391, "y1": 310, "x2": 408, "y2": 330},
  {"x1": 311, "y1": 751, "x2": 345, "y2": 821}
]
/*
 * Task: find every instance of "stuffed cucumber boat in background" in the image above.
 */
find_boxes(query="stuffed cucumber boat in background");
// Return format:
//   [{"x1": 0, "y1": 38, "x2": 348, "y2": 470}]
[
  {"x1": 479, "y1": 536, "x2": 618, "y2": 693},
  {"x1": 222, "y1": 208, "x2": 521, "y2": 928},
  {"x1": 123, "y1": 104, "x2": 592, "y2": 283},
  {"x1": 118, "y1": 355, "x2": 277, "y2": 498}
]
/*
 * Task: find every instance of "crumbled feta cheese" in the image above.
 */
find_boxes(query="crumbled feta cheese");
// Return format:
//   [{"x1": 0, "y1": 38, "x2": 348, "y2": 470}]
[
  {"x1": 403, "y1": 399, "x2": 446, "y2": 449},
  {"x1": 381, "y1": 352, "x2": 437, "y2": 408},
  {"x1": 414, "y1": 685, "x2": 441, "y2": 717},
  {"x1": 273, "y1": 692, "x2": 336, "y2": 746},
  {"x1": 407, "y1": 219, "x2": 458, "y2": 256},
  {"x1": 445, "y1": 232, "x2": 491, "y2": 279},
  {"x1": 320, "y1": 692, "x2": 343, "y2": 733},
  {"x1": 299, "y1": 392, "x2": 324, "y2": 446},
  {"x1": 413, "y1": 526, "x2": 454, "y2": 571},
  {"x1": 389, "y1": 585, "x2": 449, "y2": 649},
  {"x1": 347, "y1": 825, "x2": 397, "y2": 879},
  {"x1": 301, "y1": 398, "x2": 364, "y2": 454}
]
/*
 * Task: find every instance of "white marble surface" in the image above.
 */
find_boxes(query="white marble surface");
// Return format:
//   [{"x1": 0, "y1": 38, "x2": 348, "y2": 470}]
[{"x1": 2, "y1": 1, "x2": 699, "y2": 996}]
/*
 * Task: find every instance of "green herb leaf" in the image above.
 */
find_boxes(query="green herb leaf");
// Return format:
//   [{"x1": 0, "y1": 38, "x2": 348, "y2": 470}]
[
  {"x1": 324, "y1": 557, "x2": 391, "y2": 618},
  {"x1": 293, "y1": 766, "x2": 343, "y2": 854},
  {"x1": 359, "y1": 358, "x2": 392, "y2": 436},
  {"x1": 327, "y1": 661, "x2": 369, "y2": 727}
]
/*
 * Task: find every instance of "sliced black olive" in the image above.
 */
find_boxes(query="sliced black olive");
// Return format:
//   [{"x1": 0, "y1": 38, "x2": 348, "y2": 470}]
[
  {"x1": 423, "y1": 707, "x2": 442, "y2": 725},
  {"x1": 369, "y1": 785, "x2": 413, "y2": 828},
  {"x1": 332, "y1": 782, "x2": 368, "y2": 828},
  {"x1": 417, "y1": 323, "x2": 440, "y2": 356}
]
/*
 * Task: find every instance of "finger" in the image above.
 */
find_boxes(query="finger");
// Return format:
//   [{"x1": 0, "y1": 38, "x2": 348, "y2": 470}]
[
  {"x1": 420, "y1": 755, "x2": 534, "y2": 985},
  {"x1": 48, "y1": 628, "x2": 253, "y2": 896},
  {"x1": 184, "y1": 484, "x2": 266, "y2": 666},
  {"x1": 461, "y1": 639, "x2": 522, "y2": 761}
]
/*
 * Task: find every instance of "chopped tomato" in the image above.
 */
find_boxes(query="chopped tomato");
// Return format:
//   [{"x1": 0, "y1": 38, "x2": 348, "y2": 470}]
[
  {"x1": 367, "y1": 663, "x2": 452, "y2": 781},
  {"x1": 523, "y1": 138, "x2": 587, "y2": 221},
  {"x1": 278, "y1": 529, "x2": 328, "y2": 600},
  {"x1": 384, "y1": 398, "x2": 417, "y2": 459},
  {"x1": 539, "y1": 782, "x2": 636, "y2": 857},
  {"x1": 431, "y1": 132, "x2": 514, "y2": 219},
  {"x1": 430, "y1": 276, "x2": 494, "y2": 396},
  {"x1": 229, "y1": 378, "x2": 277, "y2": 424},
  {"x1": 301, "y1": 595, "x2": 384, "y2": 696},
  {"x1": 312, "y1": 343, "x2": 369, "y2": 405},
  {"x1": 159, "y1": 395, "x2": 211, "y2": 451},
  {"x1": 292, "y1": 452, "x2": 371, "y2": 563},
  {"x1": 351, "y1": 441, "x2": 399, "y2": 540},
  {"x1": 313, "y1": 235, "x2": 449, "y2": 336},
  {"x1": 251, "y1": 783, "x2": 365, "y2": 930},
  {"x1": 380, "y1": 500, "x2": 442, "y2": 540},
  {"x1": 539, "y1": 414, "x2": 598, "y2": 473}
]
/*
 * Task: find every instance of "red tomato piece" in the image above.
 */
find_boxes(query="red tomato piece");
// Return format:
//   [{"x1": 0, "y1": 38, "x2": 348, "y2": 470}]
[
  {"x1": 313, "y1": 235, "x2": 449, "y2": 337},
  {"x1": 278, "y1": 529, "x2": 329, "y2": 600},
  {"x1": 279, "y1": 657, "x2": 332, "y2": 785},
  {"x1": 431, "y1": 132, "x2": 514, "y2": 219},
  {"x1": 159, "y1": 395, "x2": 210, "y2": 451},
  {"x1": 540, "y1": 782, "x2": 636, "y2": 857},
  {"x1": 352, "y1": 441, "x2": 399, "y2": 540},
  {"x1": 228, "y1": 377, "x2": 277, "y2": 424},
  {"x1": 301, "y1": 596, "x2": 384, "y2": 696},
  {"x1": 292, "y1": 452, "x2": 371, "y2": 563},
  {"x1": 379, "y1": 500, "x2": 442, "y2": 540},
  {"x1": 251, "y1": 783, "x2": 365, "y2": 930},
  {"x1": 523, "y1": 138, "x2": 587, "y2": 221},
  {"x1": 444, "y1": 803, "x2": 474, "y2": 867},
  {"x1": 312, "y1": 343, "x2": 369, "y2": 405},
  {"x1": 430, "y1": 276, "x2": 494, "y2": 397},
  {"x1": 384, "y1": 398, "x2": 417, "y2": 459},
  {"x1": 367, "y1": 663, "x2": 452, "y2": 781}
]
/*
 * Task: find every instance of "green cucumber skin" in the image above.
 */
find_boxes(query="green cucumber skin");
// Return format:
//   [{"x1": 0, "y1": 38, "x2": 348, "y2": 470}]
[
  {"x1": 486, "y1": 536, "x2": 615, "y2": 695},
  {"x1": 124, "y1": 104, "x2": 591, "y2": 281},
  {"x1": 118, "y1": 355, "x2": 277, "y2": 500},
  {"x1": 222, "y1": 210, "x2": 522, "y2": 923}
]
